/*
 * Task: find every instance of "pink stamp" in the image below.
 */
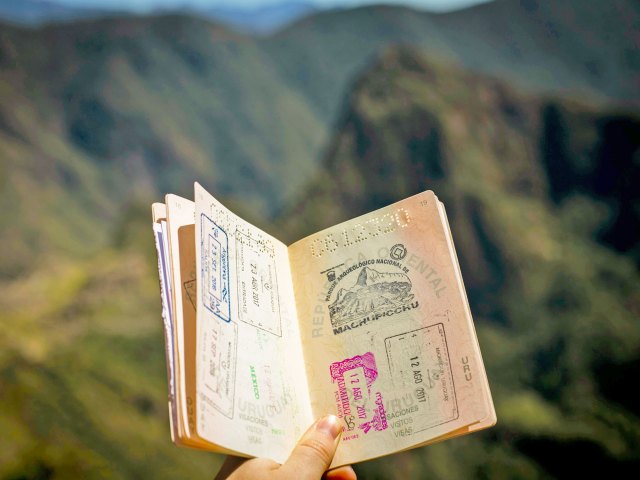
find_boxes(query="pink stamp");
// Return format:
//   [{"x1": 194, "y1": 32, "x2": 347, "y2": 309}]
[{"x1": 330, "y1": 352, "x2": 388, "y2": 439}]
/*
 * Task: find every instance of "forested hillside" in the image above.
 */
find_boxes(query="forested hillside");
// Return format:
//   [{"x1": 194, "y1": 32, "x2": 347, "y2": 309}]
[
  {"x1": 0, "y1": 1, "x2": 638, "y2": 478},
  {"x1": 0, "y1": 0, "x2": 636, "y2": 276}
]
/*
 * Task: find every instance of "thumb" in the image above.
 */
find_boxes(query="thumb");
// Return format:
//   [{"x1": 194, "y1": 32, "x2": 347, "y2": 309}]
[{"x1": 280, "y1": 415, "x2": 342, "y2": 480}]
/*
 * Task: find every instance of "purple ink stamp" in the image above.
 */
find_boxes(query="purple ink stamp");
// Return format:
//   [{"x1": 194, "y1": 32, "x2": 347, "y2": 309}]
[{"x1": 330, "y1": 352, "x2": 388, "y2": 440}]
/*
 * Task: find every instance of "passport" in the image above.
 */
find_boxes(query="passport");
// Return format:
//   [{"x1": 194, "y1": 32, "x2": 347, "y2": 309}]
[{"x1": 151, "y1": 183, "x2": 496, "y2": 467}]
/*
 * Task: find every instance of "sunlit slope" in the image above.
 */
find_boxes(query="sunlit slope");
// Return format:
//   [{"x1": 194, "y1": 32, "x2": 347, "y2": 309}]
[
  {"x1": 0, "y1": 244, "x2": 221, "y2": 478},
  {"x1": 276, "y1": 46, "x2": 640, "y2": 478}
]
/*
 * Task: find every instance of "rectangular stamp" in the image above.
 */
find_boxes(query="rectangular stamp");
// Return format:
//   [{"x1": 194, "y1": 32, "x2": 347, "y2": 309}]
[
  {"x1": 200, "y1": 213, "x2": 231, "y2": 323},
  {"x1": 330, "y1": 352, "x2": 387, "y2": 439},
  {"x1": 235, "y1": 230, "x2": 282, "y2": 337},
  {"x1": 201, "y1": 320, "x2": 238, "y2": 419},
  {"x1": 384, "y1": 323, "x2": 458, "y2": 432}
]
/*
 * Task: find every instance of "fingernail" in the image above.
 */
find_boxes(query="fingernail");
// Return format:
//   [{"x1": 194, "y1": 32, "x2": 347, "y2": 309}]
[{"x1": 315, "y1": 414, "x2": 341, "y2": 439}]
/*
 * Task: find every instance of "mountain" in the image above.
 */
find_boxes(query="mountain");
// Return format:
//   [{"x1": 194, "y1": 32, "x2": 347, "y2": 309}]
[
  {"x1": 0, "y1": 4, "x2": 638, "y2": 477},
  {"x1": 355, "y1": 266, "x2": 409, "y2": 287},
  {"x1": 0, "y1": 0, "x2": 112, "y2": 25},
  {"x1": 0, "y1": 0, "x2": 319, "y2": 32},
  {"x1": 200, "y1": 1, "x2": 319, "y2": 34},
  {"x1": 269, "y1": 0, "x2": 639, "y2": 124},
  {"x1": 434, "y1": 0, "x2": 640, "y2": 107},
  {"x1": 1, "y1": 0, "x2": 637, "y2": 278},
  {"x1": 0, "y1": 14, "x2": 326, "y2": 276},
  {"x1": 276, "y1": 45, "x2": 640, "y2": 478},
  {"x1": 0, "y1": 0, "x2": 637, "y2": 274},
  {"x1": 329, "y1": 267, "x2": 414, "y2": 326}
]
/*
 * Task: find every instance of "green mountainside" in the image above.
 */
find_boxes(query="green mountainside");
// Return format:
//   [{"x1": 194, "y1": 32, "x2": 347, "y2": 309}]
[
  {"x1": 0, "y1": 0, "x2": 637, "y2": 276},
  {"x1": 0, "y1": 251, "x2": 220, "y2": 479},
  {"x1": 0, "y1": 1, "x2": 638, "y2": 478},
  {"x1": 269, "y1": 0, "x2": 639, "y2": 122},
  {"x1": 435, "y1": 0, "x2": 639, "y2": 103},
  {"x1": 276, "y1": 46, "x2": 640, "y2": 479},
  {"x1": 0, "y1": 15, "x2": 326, "y2": 276}
]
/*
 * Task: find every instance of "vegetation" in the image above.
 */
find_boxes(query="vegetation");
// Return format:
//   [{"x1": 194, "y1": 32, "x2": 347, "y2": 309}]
[{"x1": 0, "y1": 1, "x2": 638, "y2": 478}]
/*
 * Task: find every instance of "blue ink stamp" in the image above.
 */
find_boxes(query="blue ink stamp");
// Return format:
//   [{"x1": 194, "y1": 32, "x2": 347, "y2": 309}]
[{"x1": 200, "y1": 213, "x2": 231, "y2": 323}]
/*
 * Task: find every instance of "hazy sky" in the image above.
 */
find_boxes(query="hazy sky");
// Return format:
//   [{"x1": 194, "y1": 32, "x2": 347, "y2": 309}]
[{"x1": 57, "y1": 0, "x2": 493, "y2": 13}]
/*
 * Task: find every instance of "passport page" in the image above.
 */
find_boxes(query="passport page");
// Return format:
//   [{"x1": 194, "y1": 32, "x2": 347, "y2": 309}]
[
  {"x1": 288, "y1": 190, "x2": 493, "y2": 467},
  {"x1": 166, "y1": 194, "x2": 232, "y2": 451},
  {"x1": 165, "y1": 196, "x2": 197, "y2": 443},
  {"x1": 152, "y1": 203, "x2": 180, "y2": 443},
  {"x1": 194, "y1": 183, "x2": 313, "y2": 462}
]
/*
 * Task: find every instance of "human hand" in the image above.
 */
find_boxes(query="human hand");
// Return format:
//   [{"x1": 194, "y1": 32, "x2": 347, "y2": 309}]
[{"x1": 215, "y1": 415, "x2": 357, "y2": 480}]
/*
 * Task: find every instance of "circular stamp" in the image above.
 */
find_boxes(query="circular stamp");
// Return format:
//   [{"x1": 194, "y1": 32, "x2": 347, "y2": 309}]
[{"x1": 390, "y1": 243, "x2": 407, "y2": 261}]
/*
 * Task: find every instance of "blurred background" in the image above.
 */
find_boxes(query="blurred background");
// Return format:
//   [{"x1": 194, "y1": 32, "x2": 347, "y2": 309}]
[{"x1": 0, "y1": 0, "x2": 638, "y2": 478}]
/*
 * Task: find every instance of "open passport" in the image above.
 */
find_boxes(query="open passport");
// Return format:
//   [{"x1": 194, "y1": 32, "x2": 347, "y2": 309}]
[{"x1": 151, "y1": 183, "x2": 496, "y2": 468}]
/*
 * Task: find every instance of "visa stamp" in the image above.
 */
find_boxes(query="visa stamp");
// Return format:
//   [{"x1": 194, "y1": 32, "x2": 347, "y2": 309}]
[
  {"x1": 330, "y1": 352, "x2": 388, "y2": 439},
  {"x1": 200, "y1": 213, "x2": 231, "y2": 323},
  {"x1": 384, "y1": 323, "x2": 458, "y2": 433},
  {"x1": 235, "y1": 230, "x2": 282, "y2": 336},
  {"x1": 200, "y1": 320, "x2": 238, "y2": 420}
]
